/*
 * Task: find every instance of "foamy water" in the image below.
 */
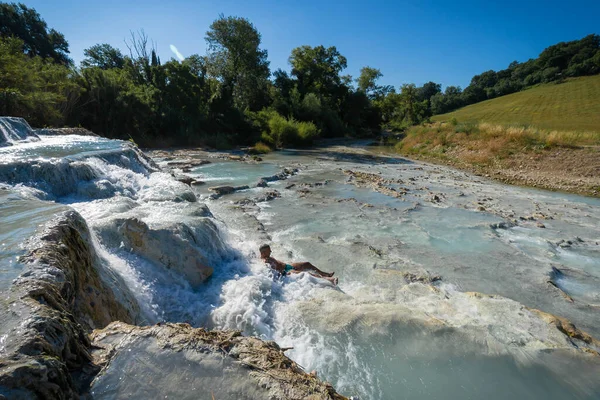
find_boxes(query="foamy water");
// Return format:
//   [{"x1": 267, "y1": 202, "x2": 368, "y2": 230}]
[{"x1": 2, "y1": 129, "x2": 600, "y2": 399}]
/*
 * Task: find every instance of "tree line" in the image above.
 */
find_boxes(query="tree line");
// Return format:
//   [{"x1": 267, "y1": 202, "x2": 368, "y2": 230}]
[
  {"x1": 429, "y1": 34, "x2": 600, "y2": 115},
  {"x1": 1, "y1": 3, "x2": 599, "y2": 148}
]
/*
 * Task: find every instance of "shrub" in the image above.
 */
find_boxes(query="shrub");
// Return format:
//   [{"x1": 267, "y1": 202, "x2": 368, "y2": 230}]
[
  {"x1": 297, "y1": 121, "x2": 319, "y2": 144},
  {"x1": 261, "y1": 111, "x2": 320, "y2": 148},
  {"x1": 250, "y1": 141, "x2": 272, "y2": 154}
]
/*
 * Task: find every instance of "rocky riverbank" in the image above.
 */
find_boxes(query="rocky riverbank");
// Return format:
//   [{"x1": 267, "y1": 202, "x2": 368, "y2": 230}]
[
  {"x1": 2, "y1": 119, "x2": 600, "y2": 399},
  {"x1": 0, "y1": 118, "x2": 348, "y2": 399},
  {"x1": 0, "y1": 208, "x2": 348, "y2": 399},
  {"x1": 400, "y1": 143, "x2": 600, "y2": 198}
]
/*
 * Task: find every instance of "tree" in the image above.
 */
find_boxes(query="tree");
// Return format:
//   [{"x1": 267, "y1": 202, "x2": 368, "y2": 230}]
[
  {"x1": 416, "y1": 81, "x2": 441, "y2": 102},
  {"x1": 398, "y1": 84, "x2": 427, "y2": 125},
  {"x1": 205, "y1": 15, "x2": 270, "y2": 111},
  {"x1": 289, "y1": 45, "x2": 347, "y2": 104},
  {"x1": 81, "y1": 43, "x2": 125, "y2": 69},
  {"x1": 356, "y1": 66, "x2": 383, "y2": 98},
  {"x1": 0, "y1": 3, "x2": 70, "y2": 64},
  {"x1": 0, "y1": 37, "x2": 75, "y2": 125},
  {"x1": 416, "y1": 81, "x2": 442, "y2": 116}
]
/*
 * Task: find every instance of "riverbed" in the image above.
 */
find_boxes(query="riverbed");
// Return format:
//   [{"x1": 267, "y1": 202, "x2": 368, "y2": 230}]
[{"x1": 2, "y1": 128, "x2": 600, "y2": 399}]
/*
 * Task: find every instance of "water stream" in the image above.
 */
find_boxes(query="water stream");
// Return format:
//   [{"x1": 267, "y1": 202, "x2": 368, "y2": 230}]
[{"x1": 1, "y1": 121, "x2": 600, "y2": 399}]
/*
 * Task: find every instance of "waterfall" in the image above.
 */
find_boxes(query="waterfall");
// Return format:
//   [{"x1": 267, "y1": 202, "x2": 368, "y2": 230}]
[{"x1": 0, "y1": 117, "x2": 40, "y2": 147}]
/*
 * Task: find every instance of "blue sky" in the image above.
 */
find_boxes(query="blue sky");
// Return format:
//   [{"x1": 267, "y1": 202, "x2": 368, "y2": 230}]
[{"x1": 24, "y1": 0, "x2": 600, "y2": 89}]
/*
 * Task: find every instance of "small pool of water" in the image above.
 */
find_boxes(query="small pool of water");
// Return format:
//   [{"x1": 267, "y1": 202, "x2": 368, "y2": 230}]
[
  {"x1": 190, "y1": 161, "x2": 282, "y2": 189},
  {"x1": 0, "y1": 190, "x2": 68, "y2": 290}
]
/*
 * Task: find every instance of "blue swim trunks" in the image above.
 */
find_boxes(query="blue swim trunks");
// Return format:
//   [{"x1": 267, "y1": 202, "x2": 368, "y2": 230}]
[{"x1": 284, "y1": 264, "x2": 294, "y2": 273}]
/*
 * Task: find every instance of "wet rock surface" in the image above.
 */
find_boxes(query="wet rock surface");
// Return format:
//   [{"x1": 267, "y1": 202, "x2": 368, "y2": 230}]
[
  {"x1": 3, "y1": 135, "x2": 600, "y2": 399},
  {"x1": 0, "y1": 207, "x2": 347, "y2": 399},
  {"x1": 90, "y1": 322, "x2": 347, "y2": 400},
  {"x1": 0, "y1": 211, "x2": 137, "y2": 399}
]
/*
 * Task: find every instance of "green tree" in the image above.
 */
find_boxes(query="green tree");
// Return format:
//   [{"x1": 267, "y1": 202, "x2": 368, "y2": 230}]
[
  {"x1": 289, "y1": 45, "x2": 347, "y2": 104},
  {"x1": 205, "y1": 15, "x2": 270, "y2": 111},
  {"x1": 398, "y1": 83, "x2": 427, "y2": 125},
  {"x1": 0, "y1": 37, "x2": 75, "y2": 125},
  {"x1": 356, "y1": 66, "x2": 383, "y2": 98},
  {"x1": 0, "y1": 3, "x2": 70, "y2": 64},
  {"x1": 81, "y1": 43, "x2": 125, "y2": 70},
  {"x1": 416, "y1": 81, "x2": 441, "y2": 102}
]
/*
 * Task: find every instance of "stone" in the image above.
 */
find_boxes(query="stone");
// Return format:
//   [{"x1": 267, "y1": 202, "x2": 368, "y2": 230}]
[
  {"x1": 257, "y1": 179, "x2": 269, "y2": 187},
  {"x1": 257, "y1": 190, "x2": 281, "y2": 202},
  {"x1": 208, "y1": 185, "x2": 235, "y2": 195},
  {"x1": 117, "y1": 218, "x2": 214, "y2": 285},
  {"x1": 174, "y1": 174, "x2": 195, "y2": 185},
  {"x1": 208, "y1": 185, "x2": 249, "y2": 197},
  {"x1": 90, "y1": 322, "x2": 348, "y2": 400}
]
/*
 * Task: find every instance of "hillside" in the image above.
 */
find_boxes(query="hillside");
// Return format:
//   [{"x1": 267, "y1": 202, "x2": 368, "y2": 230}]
[{"x1": 432, "y1": 75, "x2": 600, "y2": 133}]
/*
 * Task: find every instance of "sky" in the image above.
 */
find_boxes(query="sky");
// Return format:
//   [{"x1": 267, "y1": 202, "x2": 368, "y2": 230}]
[{"x1": 23, "y1": 0, "x2": 600, "y2": 89}]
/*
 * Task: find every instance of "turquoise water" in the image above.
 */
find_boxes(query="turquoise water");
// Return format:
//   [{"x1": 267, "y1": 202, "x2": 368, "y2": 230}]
[
  {"x1": 199, "y1": 151, "x2": 600, "y2": 399},
  {"x1": 191, "y1": 161, "x2": 282, "y2": 189},
  {"x1": 2, "y1": 132, "x2": 600, "y2": 399},
  {"x1": 0, "y1": 190, "x2": 67, "y2": 290}
]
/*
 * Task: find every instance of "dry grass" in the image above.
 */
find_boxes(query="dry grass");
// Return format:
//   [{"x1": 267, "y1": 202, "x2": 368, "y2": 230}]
[
  {"x1": 249, "y1": 141, "x2": 272, "y2": 154},
  {"x1": 396, "y1": 121, "x2": 600, "y2": 165}
]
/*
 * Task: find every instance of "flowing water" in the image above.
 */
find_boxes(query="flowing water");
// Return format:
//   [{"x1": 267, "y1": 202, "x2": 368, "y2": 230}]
[{"x1": 1, "y1": 120, "x2": 600, "y2": 399}]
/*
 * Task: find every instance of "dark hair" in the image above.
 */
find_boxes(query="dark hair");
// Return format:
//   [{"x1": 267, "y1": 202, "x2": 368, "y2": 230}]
[{"x1": 259, "y1": 244, "x2": 271, "y2": 251}]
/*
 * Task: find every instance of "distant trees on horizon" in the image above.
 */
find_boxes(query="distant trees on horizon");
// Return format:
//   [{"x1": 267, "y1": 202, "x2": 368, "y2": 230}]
[
  {"x1": 430, "y1": 34, "x2": 600, "y2": 115},
  {"x1": 1, "y1": 2, "x2": 599, "y2": 147}
]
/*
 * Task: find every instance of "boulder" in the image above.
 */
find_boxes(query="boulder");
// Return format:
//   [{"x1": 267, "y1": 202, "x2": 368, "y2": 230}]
[
  {"x1": 209, "y1": 185, "x2": 236, "y2": 195},
  {"x1": 173, "y1": 174, "x2": 195, "y2": 185},
  {"x1": 256, "y1": 190, "x2": 281, "y2": 202},
  {"x1": 117, "y1": 218, "x2": 214, "y2": 285}
]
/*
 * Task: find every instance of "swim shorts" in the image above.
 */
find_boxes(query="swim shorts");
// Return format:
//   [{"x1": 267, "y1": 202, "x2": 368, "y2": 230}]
[{"x1": 284, "y1": 264, "x2": 294, "y2": 273}]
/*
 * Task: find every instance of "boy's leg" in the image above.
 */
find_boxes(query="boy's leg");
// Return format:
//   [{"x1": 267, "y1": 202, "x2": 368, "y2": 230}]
[{"x1": 291, "y1": 262, "x2": 334, "y2": 277}]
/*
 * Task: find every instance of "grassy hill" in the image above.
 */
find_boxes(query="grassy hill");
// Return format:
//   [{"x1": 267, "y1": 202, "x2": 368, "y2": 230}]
[{"x1": 432, "y1": 75, "x2": 600, "y2": 133}]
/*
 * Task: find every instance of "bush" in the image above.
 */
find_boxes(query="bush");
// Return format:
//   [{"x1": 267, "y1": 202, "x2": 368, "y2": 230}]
[
  {"x1": 260, "y1": 111, "x2": 320, "y2": 148},
  {"x1": 297, "y1": 121, "x2": 319, "y2": 144},
  {"x1": 250, "y1": 141, "x2": 272, "y2": 154}
]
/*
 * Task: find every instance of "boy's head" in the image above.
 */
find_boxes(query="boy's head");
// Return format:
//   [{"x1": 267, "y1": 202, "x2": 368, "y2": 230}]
[{"x1": 259, "y1": 244, "x2": 271, "y2": 258}]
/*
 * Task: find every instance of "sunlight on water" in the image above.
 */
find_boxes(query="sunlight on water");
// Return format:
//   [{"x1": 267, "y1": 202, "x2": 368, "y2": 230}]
[
  {"x1": 2, "y1": 131, "x2": 600, "y2": 399},
  {"x1": 0, "y1": 190, "x2": 67, "y2": 290}
]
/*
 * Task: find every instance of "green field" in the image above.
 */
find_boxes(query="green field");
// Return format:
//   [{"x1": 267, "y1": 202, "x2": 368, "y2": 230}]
[{"x1": 433, "y1": 75, "x2": 600, "y2": 133}]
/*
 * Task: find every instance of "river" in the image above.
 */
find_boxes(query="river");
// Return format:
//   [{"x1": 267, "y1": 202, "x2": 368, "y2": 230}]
[{"x1": 1, "y1": 120, "x2": 600, "y2": 399}]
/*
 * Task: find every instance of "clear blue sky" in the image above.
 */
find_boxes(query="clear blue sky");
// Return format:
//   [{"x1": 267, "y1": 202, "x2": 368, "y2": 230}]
[{"x1": 23, "y1": 0, "x2": 600, "y2": 89}]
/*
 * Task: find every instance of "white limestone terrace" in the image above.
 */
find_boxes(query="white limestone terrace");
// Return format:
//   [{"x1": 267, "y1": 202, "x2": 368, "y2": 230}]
[{"x1": 0, "y1": 115, "x2": 599, "y2": 399}]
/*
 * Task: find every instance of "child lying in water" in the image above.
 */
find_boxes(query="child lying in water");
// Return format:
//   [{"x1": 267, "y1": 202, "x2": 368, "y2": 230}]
[{"x1": 259, "y1": 244, "x2": 338, "y2": 285}]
